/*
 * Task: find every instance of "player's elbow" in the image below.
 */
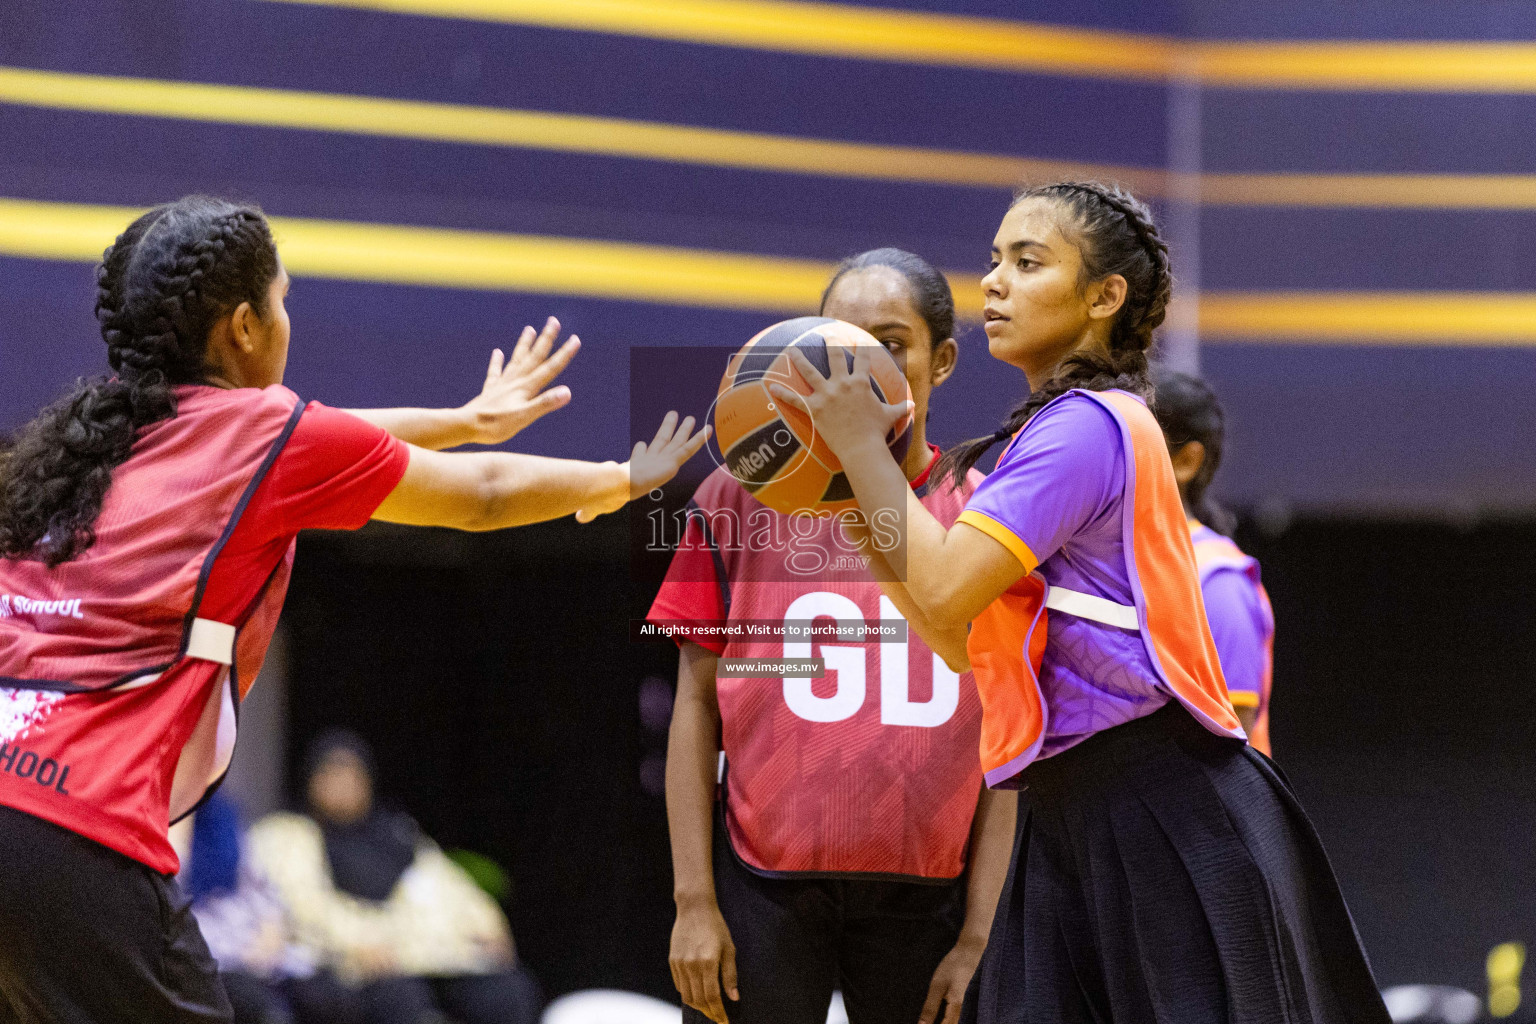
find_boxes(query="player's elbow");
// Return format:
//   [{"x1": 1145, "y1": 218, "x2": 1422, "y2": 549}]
[
  {"x1": 460, "y1": 455, "x2": 515, "y2": 531},
  {"x1": 939, "y1": 647, "x2": 971, "y2": 675},
  {"x1": 919, "y1": 584, "x2": 972, "y2": 636}
]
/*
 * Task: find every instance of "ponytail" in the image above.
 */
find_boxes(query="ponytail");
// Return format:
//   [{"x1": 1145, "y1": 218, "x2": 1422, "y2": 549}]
[
  {"x1": 934, "y1": 181, "x2": 1170, "y2": 490},
  {"x1": 0, "y1": 197, "x2": 278, "y2": 565}
]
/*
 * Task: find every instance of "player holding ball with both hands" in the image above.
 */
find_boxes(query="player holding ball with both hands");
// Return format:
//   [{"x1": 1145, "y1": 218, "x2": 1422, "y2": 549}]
[{"x1": 771, "y1": 182, "x2": 1389, "y2": 1024}]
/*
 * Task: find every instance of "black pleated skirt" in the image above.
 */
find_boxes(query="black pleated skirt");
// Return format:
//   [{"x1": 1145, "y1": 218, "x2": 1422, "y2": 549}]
[{"x1": 965, "y1": 702, "x2": 1391, "y2": 1024}]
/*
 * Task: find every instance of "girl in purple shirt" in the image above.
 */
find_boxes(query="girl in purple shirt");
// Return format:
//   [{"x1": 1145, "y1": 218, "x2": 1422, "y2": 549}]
[{"x1": 774, "y1": 182, "x2": 1387, "y2": 1023}]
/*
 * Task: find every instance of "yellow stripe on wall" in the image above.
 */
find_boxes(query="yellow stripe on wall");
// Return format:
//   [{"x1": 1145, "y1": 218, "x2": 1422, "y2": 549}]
[
  {"x1": 0, "y1": 196, "x2": 984, "y2": 317},
  {"x1": 0, "y1": 67, "x2": 1155, "y2": 194},
  {"x1": 1193, "y1": 41, "x2": 1536, "y2": 94},
  {"x1": 7, "y1": 198, "x2": 1535, "y2": 344},
  {"x1": 13, "y1": 68, "x2": 1536, "y2": 210},
  {"x1": 1200, "y1": 293, "x2": 1536, "y2": 345},
  {"x1": 259, "y1": 0, "x2": 1176, "y2": 81},
  {"x1": 1199, "y1": 173, "x2": 1536, "y2": 210},
  {"x1": 259, "y1": 0, "x2": 1536, "y2": 93}
]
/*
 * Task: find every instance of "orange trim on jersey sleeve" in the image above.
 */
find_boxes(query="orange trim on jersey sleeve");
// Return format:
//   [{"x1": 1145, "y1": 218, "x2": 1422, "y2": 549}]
[
  {"x1": 1226, "y1": 689, "x2": 1262, "y2": 708},
  {"x1": 956, "y1": 509, "x2": 1039, "y2": 574}
]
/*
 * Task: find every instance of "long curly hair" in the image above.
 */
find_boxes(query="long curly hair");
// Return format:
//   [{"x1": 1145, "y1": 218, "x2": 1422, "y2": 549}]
[
  {"x1": 934, "y1": 181, "x2": 1171, "y2": 488},
  {"x1": 0, "y1": 196, "x2": 279, "y2": 566}
]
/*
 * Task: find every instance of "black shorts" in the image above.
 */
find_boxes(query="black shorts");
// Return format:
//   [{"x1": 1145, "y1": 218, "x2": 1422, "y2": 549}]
[
  {"x1": 685, "y1": 811, "x2": 968, "y2": 1024},
  {"x1": 0, "y1": 805, "x2": 232, "y2": 1024}
]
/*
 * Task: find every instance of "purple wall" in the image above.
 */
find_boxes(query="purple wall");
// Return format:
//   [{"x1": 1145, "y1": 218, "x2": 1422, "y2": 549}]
[{"x1": 1, "y1": 0, "x2": 1528, "y2": 518}]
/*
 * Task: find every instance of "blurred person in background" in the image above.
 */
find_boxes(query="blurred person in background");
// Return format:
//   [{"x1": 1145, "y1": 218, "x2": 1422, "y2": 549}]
[
  {"x1": 248, "y1": 730, "x2": 542, "y2": 1024},
  {"x1": 176, "y1": 789, "x2": 305, "y2": 1024},
  {"x1": 654, "y1": 249, "x2": 1015, "y2": 1024},
  {"x1": 1152, "y1": 369, "x2": 1276, "y2": 755}
]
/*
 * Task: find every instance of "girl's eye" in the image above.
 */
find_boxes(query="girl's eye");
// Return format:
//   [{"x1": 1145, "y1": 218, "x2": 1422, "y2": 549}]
[
  {"x1": 987, "y1": 259, "x2": 1001, "y2": 271},
  {"x1": 882, "y1": 339, "x2": 901, "y2": 352},
  {"x1": 1017, "y1": 258, "x2": 1037, "y2": 270}
]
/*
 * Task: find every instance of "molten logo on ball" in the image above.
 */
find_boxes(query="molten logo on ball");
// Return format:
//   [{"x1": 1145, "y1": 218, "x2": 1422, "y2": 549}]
[{"x1": 713, "y1": 317, "x2": 912, "y2": 517}]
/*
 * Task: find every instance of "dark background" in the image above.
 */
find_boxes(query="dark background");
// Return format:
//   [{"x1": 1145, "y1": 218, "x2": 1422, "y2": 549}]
[
  {"x1": 282, "y1": 512, "x2": 1536, "y2": 1001},
  {"x1": 5, "y1": 0, "x2": 1535, "y2": 1008}
]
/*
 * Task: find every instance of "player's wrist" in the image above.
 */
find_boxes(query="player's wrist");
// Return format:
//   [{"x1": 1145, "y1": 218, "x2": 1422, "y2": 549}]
[
  {"x1": 954, "y1": 924, "x2": 990, "y2": 951},
  {"x1": 460, "y1": 403, "x2": 497, "y2": 445},
  {"x1": 673, "y1": 887, "x2": 719, "y2": 912},
  {"x1": 839, "y1": 435, "x2": 898, "y2": 472}
]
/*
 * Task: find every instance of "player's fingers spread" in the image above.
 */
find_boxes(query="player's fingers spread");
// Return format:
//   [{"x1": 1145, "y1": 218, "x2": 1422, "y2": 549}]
[
  {"x1": 677, "y1": 424, "x2": 712, "y2": 461},
  {"x1": 766, "y1": 383, "x2": 809, "y2": 416},
  {"x1": 940, "y1": 991, "x2": 965, "y2": 1024},
  {"x1": 850, "y1": 342, "x2": 871, "y2": 377},
  {"x1": 486, "y1": 348, "x2": 505, "y2": 382},
  {"x1": 651, "y1": 410, "x2": 679, "y2": 448},
  {"x1": 827, "y1": 344, "x2": 852, "y2": 378},
  {"x1": 533, "y1": 315, "x2": 560, "y2": 357},
  {"x1": 541, "y1": 335, "x2": 581, "y2": 375},
  {"x1": 667, "y1": 416, "x2": 696, "y2": 452},
  {"x1": 785, "y1": 347, "x2": 825, "y2": 386},
  {"x1": 533, "y1": 386, "x2": 571, "y2": 413},
  {"x1": 511, "y1": 325, "x2": 536, "y2": 361}
]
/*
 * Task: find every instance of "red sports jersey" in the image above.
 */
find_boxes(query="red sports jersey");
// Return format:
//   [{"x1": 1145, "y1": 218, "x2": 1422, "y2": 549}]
[
  {"x1": 0, "y1": 388, "x2": 407, "y2": 872},
  {"x1": 650, "y1": 452, "x2": 985, "y2": 880}
]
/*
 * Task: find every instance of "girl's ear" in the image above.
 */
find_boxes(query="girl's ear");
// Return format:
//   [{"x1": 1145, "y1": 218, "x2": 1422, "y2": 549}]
[
  {"x1": 1170, "y1": 439, "x2": 1207, "y2": 487},
  {"x1": 1086, "y1": 274, "x2": 1129, "y2": 321},
  {"x1": 930, "y1": 337, "x2": 959, "y2": 388},
  {"x1": 227, "y1": 301, "x2": 258, "y2": 353}
]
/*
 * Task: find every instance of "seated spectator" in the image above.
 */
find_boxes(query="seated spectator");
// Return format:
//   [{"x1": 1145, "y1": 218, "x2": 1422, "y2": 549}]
[
  {"x1": 178, "y1": 789, "x2": 306, "y2": 1024},
  {"x1": 249, "y1": 730, "x2": 542, "y2": 1024}
]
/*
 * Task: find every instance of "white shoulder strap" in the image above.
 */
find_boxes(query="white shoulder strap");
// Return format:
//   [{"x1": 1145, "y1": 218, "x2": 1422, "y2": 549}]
[
  {"x1": 186, "y1": 617, "x2": 237, "y2": 665},
  {"x1": 1043, "y1": 586, "x2": 1140, "y2": 631}
]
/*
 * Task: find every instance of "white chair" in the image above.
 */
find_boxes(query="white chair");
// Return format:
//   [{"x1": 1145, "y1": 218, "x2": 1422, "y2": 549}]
[
  {"x1": 540, "y1": 986, "x2": 853, "y2": 1024},
  {"x1": 541, "y1": 990, "x2": 680, "y2": 1024},
  {"x1": 1381, "y1": 985, "x2": 1482, "y2": 1024}
]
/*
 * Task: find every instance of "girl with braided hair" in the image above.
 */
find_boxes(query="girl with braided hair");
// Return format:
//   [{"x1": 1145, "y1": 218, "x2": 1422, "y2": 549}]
[
  {"x1": 773, "y1": 183, "x2": 1388, "y2": 1022},
  {"x1": 0, "y1": 196, "x2": 708, "y2": 1023}
]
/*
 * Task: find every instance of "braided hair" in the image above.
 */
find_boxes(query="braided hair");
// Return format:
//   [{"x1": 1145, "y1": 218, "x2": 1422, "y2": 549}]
[
  {"x1": 0, "y1": 196, "x2": 279, "y2": 565},
  {"x1": 934, "y1": 181, "x2": 1172, "y2": 489},
  {"x1": 1151, "y1": 368, "x2": 1236, "y2": 536},
  {"x1": 820, "y1": 247, "x2": 955, "y2": 348}
]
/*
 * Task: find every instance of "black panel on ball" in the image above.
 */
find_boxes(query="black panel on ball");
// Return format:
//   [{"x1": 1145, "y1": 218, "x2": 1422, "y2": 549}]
[
  {"x1": 732, "y1": 317, "x2": 833, "y2": 384},
  {"x1": 723, "y1": 418, "x2": 803, "y2": 492}
]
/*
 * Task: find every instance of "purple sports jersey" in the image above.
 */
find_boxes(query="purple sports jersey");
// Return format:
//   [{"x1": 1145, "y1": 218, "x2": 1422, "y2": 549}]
[
  {"x1": 1201, "y1": 563, "x2": 1268, "y2": 700},
  {"x1": 1190, "y1": 521, "x2": 1275, "y2": 754},
  {"x1": 959, "y1": 392, "x2": 1171, "y2": 758}
]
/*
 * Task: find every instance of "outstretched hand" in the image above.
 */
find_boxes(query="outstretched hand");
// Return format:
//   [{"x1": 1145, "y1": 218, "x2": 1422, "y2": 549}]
[
  {"x1": 574, "y1": 411, "x2": 711, "y2": 524},
  {"x1": 766, "y1": 345, "x2": 912, "y2": 462},
  {"x1": 461, "y1": 316, "x2": 580, "y2": 445}
]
